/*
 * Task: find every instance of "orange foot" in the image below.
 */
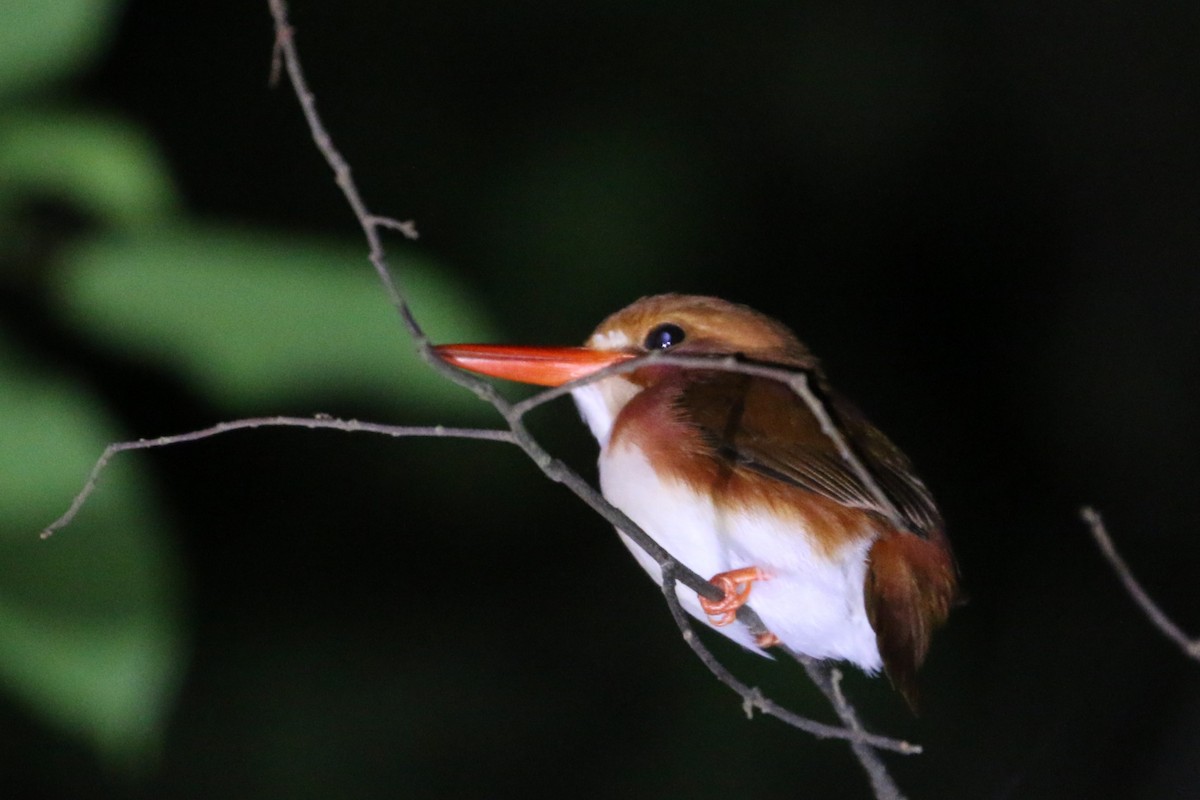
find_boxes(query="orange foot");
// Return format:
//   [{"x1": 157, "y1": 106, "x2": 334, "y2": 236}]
[{"x1": 698, "y1": 566, "x2": 780, "y2": 647}]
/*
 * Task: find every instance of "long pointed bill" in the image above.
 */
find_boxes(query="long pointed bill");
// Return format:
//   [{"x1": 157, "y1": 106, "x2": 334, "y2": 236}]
[{"x1": 435, "y1": 344, "x2": 636, "y2": 387}]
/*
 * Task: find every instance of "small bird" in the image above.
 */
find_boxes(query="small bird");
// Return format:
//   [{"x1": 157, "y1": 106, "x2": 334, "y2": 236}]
[{"x1": 436, "y1": 294, "x2": 958, "y2": 709}]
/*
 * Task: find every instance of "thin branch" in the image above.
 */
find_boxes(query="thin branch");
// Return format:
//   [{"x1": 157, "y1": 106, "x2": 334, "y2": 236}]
[
  {"x1": 1081, "y1": 506, "x2": 1200, "y2": 662},
  {"x1": 47, "y1": 378, "x2": 925, "y2": 771},
  {"x1": 42, "y1": 416, "x2": 515, "y2": 539},
  {"x1": 784, "y1": 371, "x2": 905, "y2": 529},
  {"x1": 41, "y1": 5, "x2": 931, "y2": 791},
  {"x1": 507, "y1": 349, "x2": 913, "y2": 633},
  {"x1": 262, "y1": 0, "x2": 917, "y2": 776},
  {"x1": 270, "y1": 0, "x2": 907, "y2": 542},
  {"x1": 792, "y1": 656, "x2": 908, "y2": 799},
  {"x1": 35, "y1": 7, "x2": 924, "y2": 776},
  {"x1": 513, "y1": 351, "x2": 907, "y2": 530},
  {"x1": 267, "y1": 0, "x2": 501, "y2": 411},
  {"x1": 265, "y1": 0, "x2": 731, "y2": 617},
  {"x1": 661, "y1": 566, "x2": 920, "y2": 756},
  {"x1": 366, "y1": 214, "x2": 420, "y2": 240}
]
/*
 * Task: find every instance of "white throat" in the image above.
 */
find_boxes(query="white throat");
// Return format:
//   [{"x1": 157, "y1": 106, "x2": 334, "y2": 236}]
[
  {"x1": 572, "y1": 329, "x2": 640, "y2": 447},
  {"x1": 570, "y1": 377, "x2": 639, "y2": 448}
]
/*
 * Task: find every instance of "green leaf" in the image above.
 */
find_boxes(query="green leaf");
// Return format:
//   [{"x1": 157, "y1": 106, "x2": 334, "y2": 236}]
[
  {"x1": 55, "y1": 225, "x2": 498, "y2": 410},
  {"x1": 0, "y1": 335, "x2": 183, "y2": 771},
  {"x1": 0, "y1": 111, "x2": 178, "y2": 232},
  {"x1": 0, "y1": 0, "x2": 123, "y2": 97}
]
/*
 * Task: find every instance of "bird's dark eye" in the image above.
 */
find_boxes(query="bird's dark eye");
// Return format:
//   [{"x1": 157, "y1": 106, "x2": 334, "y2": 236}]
[{"x1": 644, "y1": 323, "x2": 685, "y2": 350}]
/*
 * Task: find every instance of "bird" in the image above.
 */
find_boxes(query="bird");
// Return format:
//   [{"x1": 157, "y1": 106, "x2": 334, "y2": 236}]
[{"x1": 435, "y1": 294, "x2": 958, "y2": 709}]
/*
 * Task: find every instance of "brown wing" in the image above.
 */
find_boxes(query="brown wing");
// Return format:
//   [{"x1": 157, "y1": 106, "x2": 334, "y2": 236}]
[
  {"x1": 678, "y1": 372, "x2": 942, "y2": 538},
  {"x1": 679, "y1": 370, "x2": 958, "y2": 711}
]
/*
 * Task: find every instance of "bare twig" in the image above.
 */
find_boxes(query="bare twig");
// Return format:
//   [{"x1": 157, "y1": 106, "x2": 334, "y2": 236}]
[
  {"x1": 513, "y1": 351, "x2": 907, "y2": 530},
  {"x1": 785, "y1": 372, "x2": 905, "y2": 529},
  {"x1": 264, "y1": 0, "x2": 920, "y2": 770},
  {"x1": 792, "y1": 656, "x2": 908, "y2": 799},
  {"x1": 661, "y1": 565, "x2": 920, "y2": 756},
  {"x1": 42, "y1": 3, "x2": 925, "y2": 790},
  {"x1": 41, "y1": 417, "x2": 514, "y2": 538},
  {"x1": 267, "y1": 0, "x2": 494, "y2": 409},
  {"x1": 264, "y1": 0, "x2": 735, "y2": 622},
  {"x1": 265, "y1": 0, "x2": 924, "y2": 777},
  {"x1": 1081, "y1": 506, "x2": 1200, "y2": 662}
]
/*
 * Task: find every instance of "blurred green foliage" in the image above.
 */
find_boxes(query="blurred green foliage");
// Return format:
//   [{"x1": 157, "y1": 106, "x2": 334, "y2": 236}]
[
  {"x1": 0, "y1": 0, "x2": 181, "y2": 773},
  {"x1": 0, "y1": 111, "x2": 177, "y2": 231},
  {"x1": 57, "y1": 229, "x2": 494, "y2": 409},
  {"x1": 0, "y1": 0, "x2": 493, "y2": 776},
  {"x1": 0, "y1": 338, "x2": 179, "y2": 771},
  {"x1": 0, "y1": 0, "x2": 119, "y2": 97}
]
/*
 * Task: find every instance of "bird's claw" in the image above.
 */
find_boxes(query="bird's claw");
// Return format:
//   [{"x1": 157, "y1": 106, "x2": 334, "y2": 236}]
[{"x1": 699, "y1": 566, "x2": 778, "y2": 648}]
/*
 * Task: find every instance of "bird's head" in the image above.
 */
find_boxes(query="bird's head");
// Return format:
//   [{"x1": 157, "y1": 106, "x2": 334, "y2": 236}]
[{"x1": 435, "y1": 294, "x2": 817, "y2": 445}]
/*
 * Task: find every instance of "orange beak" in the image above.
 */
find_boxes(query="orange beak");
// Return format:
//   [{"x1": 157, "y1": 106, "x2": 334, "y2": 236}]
[{"x1": 434, "y1": 344, "x2": 635, "y2": 387}]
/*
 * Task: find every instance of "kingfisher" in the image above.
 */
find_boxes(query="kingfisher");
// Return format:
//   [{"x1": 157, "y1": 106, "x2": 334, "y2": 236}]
[{"x1": 436, "y1": 294, "x2": 958, "y2": 709}]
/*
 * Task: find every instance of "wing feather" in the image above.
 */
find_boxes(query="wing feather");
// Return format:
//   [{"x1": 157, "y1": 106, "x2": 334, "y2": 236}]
[{"x1": 679, "y1": 371, "x2": 942, "y2": 538}]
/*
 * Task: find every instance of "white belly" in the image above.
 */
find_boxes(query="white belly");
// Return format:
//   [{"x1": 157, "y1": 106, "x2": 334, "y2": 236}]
[{"x1": 598, "y1": 440, "x2": 883, "y2": 671}]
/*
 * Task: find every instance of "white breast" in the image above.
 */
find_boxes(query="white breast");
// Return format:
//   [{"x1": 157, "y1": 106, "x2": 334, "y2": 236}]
[{"x1": 597, "y1": 439, "x2": 883, "y2": 671}]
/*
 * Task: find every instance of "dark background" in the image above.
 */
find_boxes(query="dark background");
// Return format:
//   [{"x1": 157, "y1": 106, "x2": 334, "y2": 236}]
[{"x1": 6, "y1": 1, "x2": 1200, "y2": 797}]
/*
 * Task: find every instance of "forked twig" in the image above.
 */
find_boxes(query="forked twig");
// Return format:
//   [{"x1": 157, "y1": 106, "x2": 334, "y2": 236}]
[
  {"x1": 796, "y1": 658, "x2": 906, "y2": 799},
  {"x1": 42, "y1": 3, "x2": 926, "y2": 792},
  {"x1": 262, "y1": 0, "x2": 798, "y2": 640},
  {"x1": 41, "y1": 417, "x2": 514, "y2": 539},
  {"x1": 661, "y1": 565, "x2": 919, "y2": 760},
  {"x1": 514, "y1": 351, "x2": 907, "y2": 530},
  {"x1": 265, "y1": 1, "x2": 923, "y2": 781}
]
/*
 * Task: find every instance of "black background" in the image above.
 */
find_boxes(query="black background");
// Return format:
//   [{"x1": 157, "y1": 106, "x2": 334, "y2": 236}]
[{"x1": 6, "y1": 1, "x2": 1200, "y2": 798}]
